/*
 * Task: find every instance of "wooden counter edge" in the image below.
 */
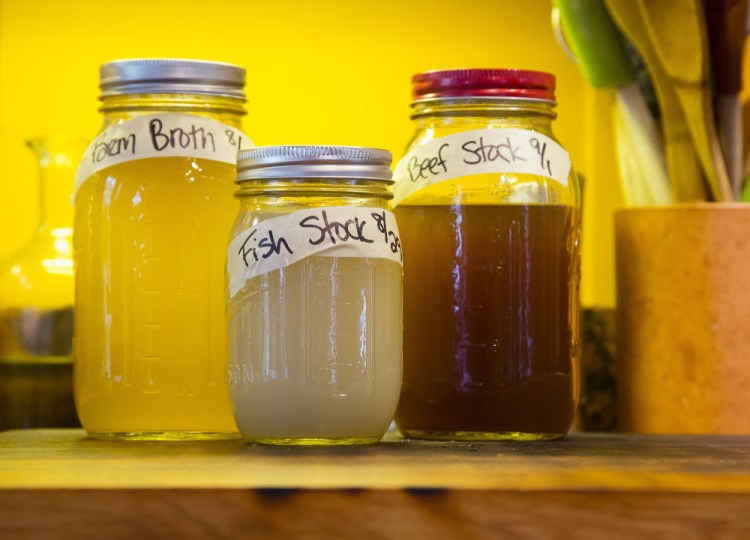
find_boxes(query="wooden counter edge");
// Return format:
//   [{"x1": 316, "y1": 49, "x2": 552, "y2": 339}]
[{"x1": 2, "y1": 488, "x2": 750, "y2": 539}]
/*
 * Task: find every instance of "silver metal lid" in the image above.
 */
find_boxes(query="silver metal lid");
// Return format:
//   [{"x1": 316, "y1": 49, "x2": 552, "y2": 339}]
[
  {"x1": 237, "y1": 146, "x2": 393, "y2": 183},
  {"x1": 100, "y1": 59, "x2": 246, "y2": 100}
]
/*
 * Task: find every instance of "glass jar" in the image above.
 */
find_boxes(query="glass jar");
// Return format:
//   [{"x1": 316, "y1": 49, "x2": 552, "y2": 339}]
[
  {"x1": 227, "y1": 146, "x2": 403, "y2": 445},
  {"x1": 391, "y1": 69, "x2": 581, "y2": 441},
  {"x1": 74, "y1": 59, "x2": 250, "y2": 440},
  {"x1": 0, "y1": 136, "x2": 86, "y2": 429}
]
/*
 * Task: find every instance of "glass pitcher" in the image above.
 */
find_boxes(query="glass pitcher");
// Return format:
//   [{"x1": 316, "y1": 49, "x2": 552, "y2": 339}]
[{"x1": 0, "y1": 136, "x2": 86, "y2": 429}]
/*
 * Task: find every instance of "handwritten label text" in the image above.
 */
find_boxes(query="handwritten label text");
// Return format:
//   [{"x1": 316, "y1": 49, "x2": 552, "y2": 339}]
[
  {"x1": 391, "y1": 128, "x2": 570, "y2": 206},
  {"x1": 227, "y1": 207, "x2": 403, "y2": 298},
  {"x1": 75, "y1": 113, "x2": 251, "y2": 197}
]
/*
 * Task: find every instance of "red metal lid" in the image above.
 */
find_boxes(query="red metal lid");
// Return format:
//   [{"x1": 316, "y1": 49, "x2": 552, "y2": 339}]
[{"x1": 411, "y1": 68, "x2": 556, "y2": 101}]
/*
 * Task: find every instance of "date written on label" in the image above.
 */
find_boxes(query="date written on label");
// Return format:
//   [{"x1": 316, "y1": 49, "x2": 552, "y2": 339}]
[
  {"x1": 237, "y1": 209, "x2": 402, "y2": 265},
  {"x1": 90, "y1": 117, "x2": 244, "y2": 164},
  {"x1": 391, "y1": 128, "x2": 571, "y2": 206},
  {"x1": 75, "y1": 113, "x2": 252, "y2": 199},
  {"x1": 406, "y1": 135, "x2": 554, "y2": 182},
  {"x1": 228, "y1": 207, "x2": 403, "y2": 296}
]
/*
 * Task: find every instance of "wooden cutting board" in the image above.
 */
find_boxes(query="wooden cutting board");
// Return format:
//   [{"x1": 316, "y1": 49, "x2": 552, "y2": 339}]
[{"x1": 1, "y1": 429, "x2": 750, "y2": 538}]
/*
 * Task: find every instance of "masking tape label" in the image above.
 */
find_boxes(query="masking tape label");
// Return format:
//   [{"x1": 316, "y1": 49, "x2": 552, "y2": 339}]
[
  {"x1": 391, "y1": 128, "x2": 571, "y2": 207},
  {"x1": 227, "y1": 206, "x2": 403, "y2": 298},
  {"x1": 75, "y1": 113, "x2": 251, "y2": 196}
]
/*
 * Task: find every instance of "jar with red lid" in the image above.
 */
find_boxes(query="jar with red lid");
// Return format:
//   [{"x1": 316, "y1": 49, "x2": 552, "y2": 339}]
[{"x1": 391, "y1": 68, "x2": 581, "y2": 441}]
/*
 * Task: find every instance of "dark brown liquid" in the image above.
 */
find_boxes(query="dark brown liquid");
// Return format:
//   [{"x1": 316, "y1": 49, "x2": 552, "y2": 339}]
[
  {"x1": 0, "y1": 306, "x2": 78, "y2": 429},
  {"x1": 0, "y1": 361, "x2": 79, "y2": 429},
  {"x1": 394, "y1": 204, "x2": 580, "y2": 438}
]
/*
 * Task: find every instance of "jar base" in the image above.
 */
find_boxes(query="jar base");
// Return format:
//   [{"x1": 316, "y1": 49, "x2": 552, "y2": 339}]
[
  {"x1": 244, "y1": 436, "x2": 383, "y2": 446},
  {"x1": 398, "y1": 429, "x2": 565, "y2": 442},
  {"x1": 86, "y1": 431, "x2": 243, "y2": 442}
]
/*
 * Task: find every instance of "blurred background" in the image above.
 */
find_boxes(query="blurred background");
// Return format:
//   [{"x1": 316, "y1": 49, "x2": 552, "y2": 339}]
[{"x1": 0, "y1": 0, "x2": 623, "y2": 307}]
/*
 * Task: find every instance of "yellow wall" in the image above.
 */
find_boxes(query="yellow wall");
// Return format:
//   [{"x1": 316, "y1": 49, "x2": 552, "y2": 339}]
[{"x1": 0, "y1": 0, "x2": 618, "y2": 306}]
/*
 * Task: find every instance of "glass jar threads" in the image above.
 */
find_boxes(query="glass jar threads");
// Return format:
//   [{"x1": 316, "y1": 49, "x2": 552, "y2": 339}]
[
  {"x1": 74, "y1": 59, "x2": 250, "y2": 440},
  {"x1": 226, "y1": 146, "x2": 403, "y2": 445},
  {"x1": 392, "y1": 69, "x2": 581, "y2": 441}
]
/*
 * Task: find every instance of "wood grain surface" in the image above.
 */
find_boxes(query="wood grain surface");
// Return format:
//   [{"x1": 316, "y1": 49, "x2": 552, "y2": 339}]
[
  {"x1": 2, "y1": 429, "x2": 750, "y2": 538},
  {"x1": 2, "y1": 489, "x2": 750, "y2": 540}
]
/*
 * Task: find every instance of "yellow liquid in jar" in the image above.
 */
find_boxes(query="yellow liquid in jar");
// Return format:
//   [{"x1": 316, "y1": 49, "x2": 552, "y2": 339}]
[
  {"x1": 228, "y1": 256, "x2": 402, "y2": 445},
  {"x1": 74, "y1": 157, "x2": 239, "y2": 440}
]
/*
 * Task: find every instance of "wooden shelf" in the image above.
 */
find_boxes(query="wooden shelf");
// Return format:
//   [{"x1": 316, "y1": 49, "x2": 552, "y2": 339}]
[{"x1": 2, "y1": 429, "x2": 750, "y2": 538}]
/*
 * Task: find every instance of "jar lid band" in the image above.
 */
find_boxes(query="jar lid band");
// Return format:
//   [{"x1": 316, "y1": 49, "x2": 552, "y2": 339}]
[
  {"x1": 237, "y1": 146, "x2": 393, "y2": 183},
  {"x1": 99, "y1": 59, "x2": 246, "y2": 100},
  {"x1": 411, "y1": 68, "x2": 556, "y2": 102}
]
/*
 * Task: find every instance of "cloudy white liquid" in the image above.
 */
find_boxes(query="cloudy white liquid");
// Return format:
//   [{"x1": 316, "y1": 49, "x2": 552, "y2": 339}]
[{"x1": 228, "y1": 255, "x2": 402, "y2": 444}]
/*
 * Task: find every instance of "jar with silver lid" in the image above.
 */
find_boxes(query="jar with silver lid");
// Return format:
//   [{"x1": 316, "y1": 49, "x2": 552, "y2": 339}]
[
  {"x1": 74, "y1": 59, "x2": 250, "y2": 440},
  {"x1": 226, "y1": 145, "x2": 403, "y2": 445}
]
